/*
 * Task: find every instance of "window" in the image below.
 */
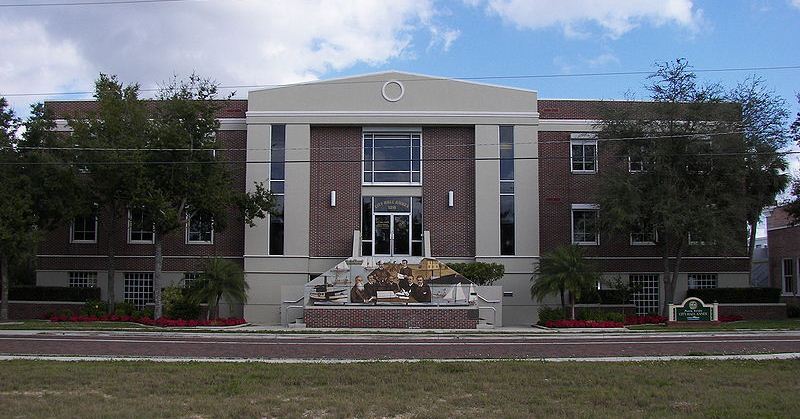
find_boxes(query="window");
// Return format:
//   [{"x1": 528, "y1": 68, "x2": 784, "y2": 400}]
[
  {"x1": 363, "y1": 129, "x2": 421, "y2": 184},
  {"x1": 183, "y1": 272, "x2": 200, "y2": 288},
  {"x1": 688, "y1": 273, "x2": 718, "y2": 289},
  {"x1": 571, "y1": 204, "x2": 599, "y2": 245},
  {"x1": 500, "y1": 125, "x2": 515, "y2": 255},
  {"x1": 630, "y1": 274, "x2": 660, "y2": 315},
  {"x1": 570, "y1": 133, "x2": 597, "y2": 173},
  {"x1": 128, "y1": 208, "x2": 154, "y2": 244},
  {"x1": 688, "y1": 233, "x2": 708, "y2": 246},
  {"x1": 630, "y1": 228, "x2": 657, "y2": 245},
  {"x1": 269, "y1": 124, "x2": 285, "y2": 255},
  {"x1": 69, "y1": 272, "x2": 97, "y2": 288},
  {"x1": 783, "y1": 259, "x2": 796, "y2": 294},
  {"x1": 124, "y1": 272, "x2": 153, "y2": 309},
  {"x1": 70, "y1": 212, "x2": 97, "y2": 243},
  {"x1": 186, "y1": 211, "x2": 213, "y2": 244}
]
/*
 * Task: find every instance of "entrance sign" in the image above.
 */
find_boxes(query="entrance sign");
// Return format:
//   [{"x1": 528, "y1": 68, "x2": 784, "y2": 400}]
[
  {"x1": 373, "y1": 197, "x2": 411, "y2": 213},
  {"x1": 669, "y1": 297, "x2": 718, "y2": 322}
]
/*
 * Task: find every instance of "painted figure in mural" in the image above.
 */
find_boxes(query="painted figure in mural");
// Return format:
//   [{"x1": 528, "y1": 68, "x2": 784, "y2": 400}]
[
  {"x1": 364, "y1": 274, "x2": 378, "y2": 302},
  {"x1": 398, "y1": 259, "x2": 413, "y2": 292},
  {"x1": 350, "y1": 275, "x2": 369, "y2": 303},
  {"x1": 411, "y1": 275, "x2": 431, "y2": 303},
  {"x1": 372, "y1": 260, "x2": 390, "y2": 285},
  {"x1": 386, "y1": 275, "x2": 401, "y2": 293}
]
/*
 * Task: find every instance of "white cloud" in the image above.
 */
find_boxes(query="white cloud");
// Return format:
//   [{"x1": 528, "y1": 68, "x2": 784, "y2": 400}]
[
  {"x1": 793, "y1": 0, "x2": 800, "y2": 9},
  {"x1": 1, "y1": 0, "x2": 455, "y2": 113},
  {"x1": 475, "y1": 0, "x2": 701, "y2": 38}
]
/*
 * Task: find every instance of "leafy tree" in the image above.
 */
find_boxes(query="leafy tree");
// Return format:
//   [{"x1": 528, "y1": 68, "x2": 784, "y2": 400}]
[
  {"x1": 132, "y1": 75, "x2": 274, "y2": 318},
  {"x1": 531, "y1": 245, "x2": 601, "y2": 320},
  {"x1": 1, "y1": 99, "x2": 80, "y2": 320},
  {"x1": 446, "y1": 262, "x2": 505, "y2": 285},
  {"x1": 68, "y1": 75, "x2": 151, "y2": 311},
  {"x1": 596, "y1": 59, "x2": 747, "y2": 315},
  {"x1": 727, "y1": 76, "x2": 790, "y2": 268},
  {"x1": 189, "y1": 257, "x2": 248, "y2": 320},
  {"x1": 786, "y1": 93, "x2": 800, "y2": 220}
]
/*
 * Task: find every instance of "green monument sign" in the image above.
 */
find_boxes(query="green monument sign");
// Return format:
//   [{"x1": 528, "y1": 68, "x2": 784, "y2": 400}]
[{"x1": 669, "y1": 297, "x2": 718, "y2": 322}]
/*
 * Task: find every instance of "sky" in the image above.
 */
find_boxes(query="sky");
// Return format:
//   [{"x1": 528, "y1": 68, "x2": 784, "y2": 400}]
[{"x1": 1, "y1": 0, "x2": 799, "y2": 233}]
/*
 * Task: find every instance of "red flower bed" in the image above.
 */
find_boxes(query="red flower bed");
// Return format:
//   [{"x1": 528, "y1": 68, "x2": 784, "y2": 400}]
[
  {"x1": 624, "y1": 315, "x2": 668, "y2": 325},
  {"x1": 718, "y1": 315, "x2": 744, "y2": 322},
  {"x1": 545, "y1": 319, "x2": 624, "y2": 328},
  {"x1": 48, "y1": 314, "x2": 246, "y2": 327}
]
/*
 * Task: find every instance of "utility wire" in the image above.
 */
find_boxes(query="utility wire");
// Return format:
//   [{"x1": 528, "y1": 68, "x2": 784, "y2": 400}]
[
  {"x1": 0, "y1": 131, "x2": 755, "y2": 152},
  {"x1": 0, "y1": 0, "x2": 204, "y2": 7},
  {"x1": 3, "y1": 65, "x2": 800, "y2": 97},
  {"x1": 1, "y1": 150, "x2": 798, "y2": 166}
]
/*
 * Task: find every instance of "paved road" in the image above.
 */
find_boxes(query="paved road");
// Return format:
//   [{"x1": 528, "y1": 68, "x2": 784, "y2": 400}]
[{"x1": 0, "y1": 331, "x2": 799, "y2": 360}]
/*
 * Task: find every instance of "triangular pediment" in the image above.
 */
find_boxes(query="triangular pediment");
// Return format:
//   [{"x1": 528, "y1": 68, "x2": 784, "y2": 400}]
[{"x1": 248, "y1": 71, "x2": 537, "y2": 114}]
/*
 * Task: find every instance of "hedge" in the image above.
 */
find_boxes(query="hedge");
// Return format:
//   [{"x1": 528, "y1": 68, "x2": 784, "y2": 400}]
[
  {"x1": 685, "y1": 287, "x2": 781, "y2": 303},
  {"x1": 9, "y1": 286, "x2": 101, "y2": 302}
]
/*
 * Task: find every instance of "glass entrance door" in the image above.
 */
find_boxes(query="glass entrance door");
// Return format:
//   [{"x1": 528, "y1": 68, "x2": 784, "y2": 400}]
[{"x1": 374, "y1": 214, "x2": 411, "y2": 256}]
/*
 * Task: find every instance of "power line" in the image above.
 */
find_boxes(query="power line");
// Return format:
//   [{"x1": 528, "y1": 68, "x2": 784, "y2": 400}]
[
  {"x1": 3, "y1": 65, "x2": 800, "y2": 97},
  {"x1": 0, "y1": 131, "x2": 751, "y2": 153},
  {"x1": 1, "y1": 150, "x2": 798, "y2": 166},
  {"x1": 0, "y1": 0, "x2": 203, "y2": 7}
]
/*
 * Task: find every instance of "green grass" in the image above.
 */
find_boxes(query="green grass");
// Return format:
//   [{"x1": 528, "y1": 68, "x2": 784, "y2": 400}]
[
  {"x1": 629, "y1": 319, "x2": 800, "y2": 332},
  {"x1": 0, "y1": 360, "x2": 797, "y2": 418}
]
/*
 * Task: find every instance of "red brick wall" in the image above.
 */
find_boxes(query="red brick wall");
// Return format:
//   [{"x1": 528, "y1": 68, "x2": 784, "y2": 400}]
[
  {"x1": 767, "y1": 207, "x2": 800, "y2": 290},
  {"x1": 36, "y1": 129, "x2": 246, "y2": 273},
  {"x1": 538, "y1": 130, "x2": 748, "y2": 273},
  {"x1": 304, "y1": 307, "x2": 478, "y2": 329},
  {"x1": 422, "y1": 126, "x2": 475, "y2": 257},
  {"x1": 309, "y1": 126, "x2": 362, "y2": 258}
]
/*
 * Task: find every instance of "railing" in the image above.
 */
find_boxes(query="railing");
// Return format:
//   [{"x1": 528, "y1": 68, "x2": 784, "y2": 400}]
[
  {"x1": 286, "y1": 305, "x2": 305, "y2": 325},
  {"x1": 478, "y1": 306, "x2": 497, "y2": 326}
]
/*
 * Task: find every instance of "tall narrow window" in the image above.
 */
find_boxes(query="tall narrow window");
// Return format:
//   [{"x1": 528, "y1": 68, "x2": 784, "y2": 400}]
[
  {"x1": 128, "y1": 208, "x2": 154, "y2": 244},
  {"x1": 499, "y1": 125, "x2": 515, "y2": 255},
  {"x1": 783, "y1": 259, "x2": 796, "y2": 294},
  {"x1": 570, "y1": 133, "x2": 598, "y2": 173},
  {"x1": 630, "y1": 274, "x2": 660, "y2": 315},
  {"x1": 363, "y1": 130, "x2": 421, "y2": 184},
  {"x1": 269, "y1": 124, "x2": 285, "y2": 255},
  {"x1": 71, "y1": 211, "x2": 97, "y2": 243},
  {"x1": 124, "y1": 272, "x2": 153, "y2": 309}
]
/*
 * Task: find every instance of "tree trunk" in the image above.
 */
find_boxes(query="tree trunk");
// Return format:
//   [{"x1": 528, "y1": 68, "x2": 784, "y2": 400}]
[
  {"x1": 1, "y1": 253, "x2": 9, "y2": 321},
  {"x1": 559, "y1": 286, "x2": 566, "y2": 317},
  {"x1": 106, "y1": 210, "x2": 117, "y2": 313},
  {"x1": 215, "y1": 293, "x2": 222, "y2": 320},
  {"x1": 747, "y1": 220, "x2": 758, "y2": 286},
  {"x1": 153, "y1": 236, "x2": 163, "y2": 319},
  {"x1": 661, "y1": 253, "x2": 671, "y2": 317},
  {"x1": 569, "y1": 291, "x2": 576, "y2": 320}
]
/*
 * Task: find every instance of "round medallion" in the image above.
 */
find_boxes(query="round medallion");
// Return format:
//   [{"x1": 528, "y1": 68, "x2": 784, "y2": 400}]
[{"x1": 381, "y1": 80, "x2": 405, "y2": 102}]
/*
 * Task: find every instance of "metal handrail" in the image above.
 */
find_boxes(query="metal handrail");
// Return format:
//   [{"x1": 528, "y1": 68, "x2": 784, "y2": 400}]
[
  {"x1": 282, "y1": 296, "x2": 304, "y2": 304},
  {"x1": 477, "y1": 294, "x2": 500, "y2": 304},
  {"x1": 478, "y1": 306, "x2": 496, "y2": 326}
]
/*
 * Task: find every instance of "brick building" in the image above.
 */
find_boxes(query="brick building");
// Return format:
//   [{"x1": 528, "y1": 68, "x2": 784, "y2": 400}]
[
  {"x1": 37, "y1": 71, "x2": 750, "y2": 325},
  {"x1": 766, "y1": 206, "x2": 799, "y2": 303}
]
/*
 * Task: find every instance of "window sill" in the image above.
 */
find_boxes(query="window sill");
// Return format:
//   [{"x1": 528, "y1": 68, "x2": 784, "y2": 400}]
[
  {"x1": 186, "y1": 241, "x2": 214, "y2": 245},
  {"x1": 70, "y1": 240, "x2": 97, "y2": 244},
  {"x1": 573, "y1": 241, "x2": 599, "y2": 246},
  {"x1": 570, "y1": 170, "x2": 597, "y2": 175},
  {"x1": 631, "y1": 242, "x2": 656, "y2": 246}
]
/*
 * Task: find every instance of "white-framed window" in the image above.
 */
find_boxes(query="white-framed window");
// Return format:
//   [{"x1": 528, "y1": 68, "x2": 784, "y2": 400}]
[
  {"x1": 499, "y1": 125, "x2": 515, "y2": 256},
  {"x1": 124, "y1": 272, "x2": 153, "y2": 309},
  {"x1": 570, "y1": 133, "x2": 598, "y2": 173},
  {"x1": 363, "y1": 129, "x2": 421, "y2": 185},
  {"x1": 630, "y1": 274, "x2": 660, "y2": 315},
  {"x1": 186, "y1": 211, "x2": 213, "y2": 244},
  {"x1": 128, "y1": 208, "x2": 154, "y2": 244},
  {"x1": 688, "y1": 273, "x2": 718, "y2": 289},
  {"x1": 630, "y1": 229, "x2": 657, "y2": 245},
  {"x1": 182, "y1": 272, "x2": 200, "y2": 288},
  {"x1": 571, "y1": 204, "x2": 599, "y2": 245},
  {"x1": 782, "y1": 259, "x2": 796, "y2": 294},
  {"x1": 69, "y1": 272, "x2": 97, "y2": 288},
  {"x1": 688, "y1": 233, "x2": 710, "y2": 246},
  {"x1": 70, "y1": 212, "x2": 97, "y2": 243}
]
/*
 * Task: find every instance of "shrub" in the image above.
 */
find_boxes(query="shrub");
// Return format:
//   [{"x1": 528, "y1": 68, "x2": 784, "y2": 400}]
[
  {"x1": 537, "y1": 306, "x2": 566, "y2": 325},
  {"x1": 787, "y1": 303, "x2": 800, "y2": 318},
  {"x1": 686, "y1": 288, "x2": 781, "y2": 303},
  {"x1": 625, "y1": 315, "x2": 667, "y2": 325},
  {"x1": 142, "y1": 308, "x2": 155, "y2": 319},
  {"x1": 114, "y1": 301, "x2": 135, "y2": 316},
  {"x1": 58, "y1": 308, "x2": 73, "y2": 318},
  {"x1": 545, "y1": 319, "x2": 624, "y2": 328},
  {"x1": 446, "y1": 262, "x2": 505, "y2": 285},
  {"x1": 81, "y1": 299, "x2": 108, "y2": 317},
  {"x1": 577, "y1": 309, "x2": 625, "y2": 323},
  {"x1": 9, "y1": 286, "x2": 101, "y2": 302},
  {"x1": 719, "y1": 315, "x2": 744, "y2": 322},
  {"x1": 163, "y1": 286, "x2": 201, "y2": 320}
]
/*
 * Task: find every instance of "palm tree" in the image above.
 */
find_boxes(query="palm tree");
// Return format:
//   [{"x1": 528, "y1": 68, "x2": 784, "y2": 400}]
[
  {"x1": 530, "y1": 245, "x2": 600, "y2": 320},
  {"x1": 190, "y1": 257, "x2": 248, "y2": 320}
]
